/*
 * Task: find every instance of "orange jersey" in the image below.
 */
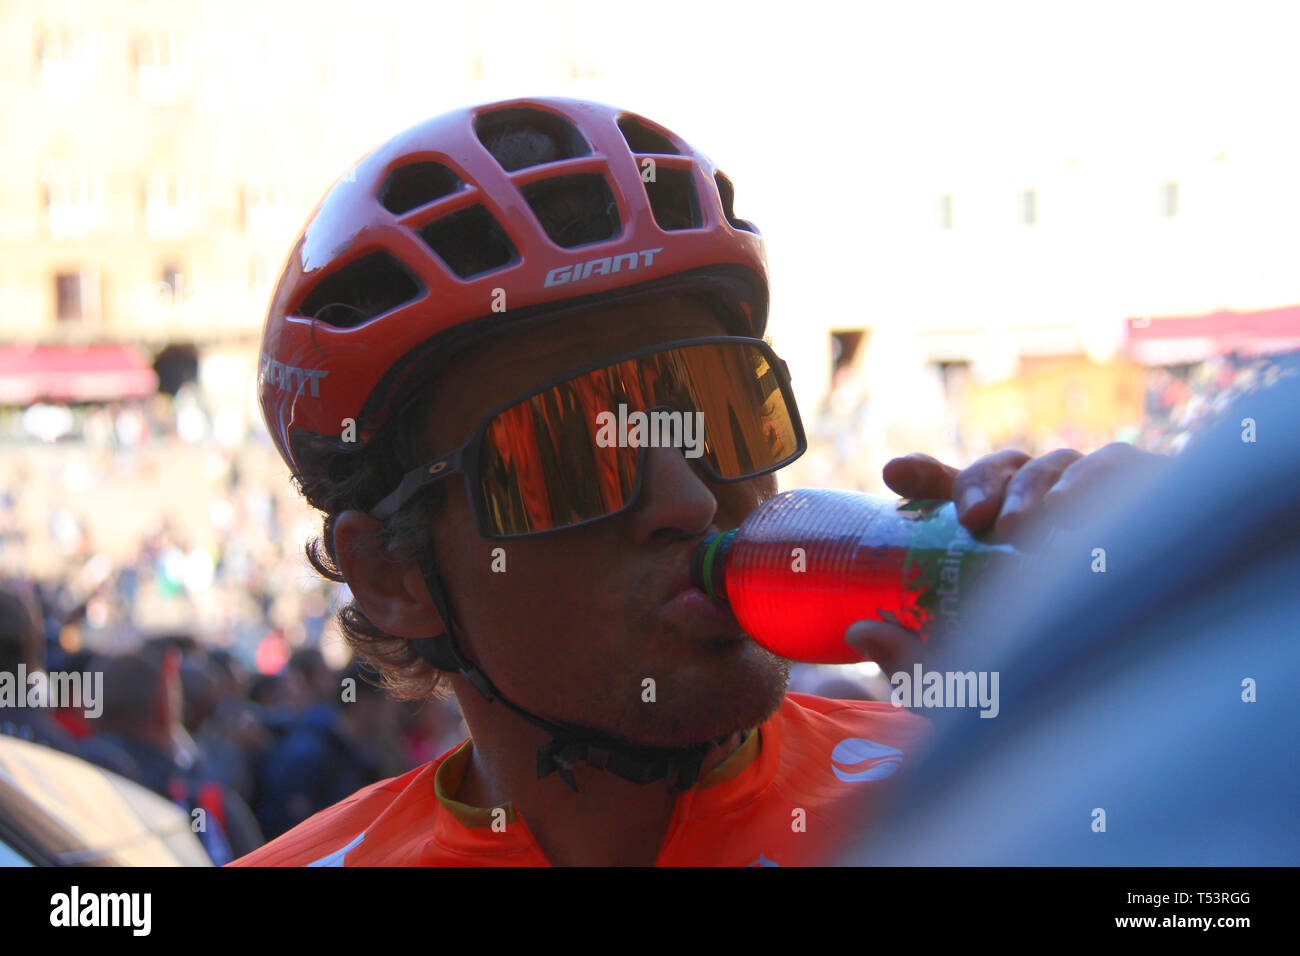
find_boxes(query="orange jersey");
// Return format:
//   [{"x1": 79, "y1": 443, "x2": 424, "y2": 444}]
[{"x1": 228, "y1": 693, "x2": 930, "y2": 866}]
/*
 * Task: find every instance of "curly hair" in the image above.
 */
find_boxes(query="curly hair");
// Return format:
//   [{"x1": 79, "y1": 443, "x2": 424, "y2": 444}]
[{"x1": 292, "y1": 396, "x2": 452, "y2": 701}]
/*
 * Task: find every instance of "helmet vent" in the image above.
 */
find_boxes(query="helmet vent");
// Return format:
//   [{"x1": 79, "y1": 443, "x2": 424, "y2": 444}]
[
  {"x1": 617, "y1": 115, "x2": 681, "y2": 155},
  {"x1": 474, "y1": 108, "x2": 591, "y2": 172},
  {"x1": 643, "y1": 167, "x2": 701, "y2": 231},
  {"x1": 379, "y1": 162, "x2": 465, "y2": 215},
  {"x1": 714, "y1": 172, "x2": 757, "y2": 233},
  {"x1": 520, "y1": 173, "x2": 620, "y2": 248},
  {"x1": 297, "y1": 252, "x2": 423, "y2": 327},
  {"x1": 417, "y1": 204, "x2": 517, "y2": 278}
]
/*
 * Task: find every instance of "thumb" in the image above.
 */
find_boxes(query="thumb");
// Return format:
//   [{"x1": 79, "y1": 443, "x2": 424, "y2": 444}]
[{"x1": 844, "y1": 619, "x2": 911, "y2": 672}]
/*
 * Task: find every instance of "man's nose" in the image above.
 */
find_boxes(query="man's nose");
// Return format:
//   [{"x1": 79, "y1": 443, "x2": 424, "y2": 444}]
[{"x1": 624, "y1": 443, "x2": 717, "y2": 545}]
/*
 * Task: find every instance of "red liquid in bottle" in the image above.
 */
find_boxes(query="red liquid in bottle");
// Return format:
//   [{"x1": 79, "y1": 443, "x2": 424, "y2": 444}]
[{"x1": 692, "y1": 488, "x2": 1015, "y2": 664}]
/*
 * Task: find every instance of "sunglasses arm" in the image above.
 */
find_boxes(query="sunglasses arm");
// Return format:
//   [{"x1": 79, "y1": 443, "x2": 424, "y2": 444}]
[{"x1": 369, "y1": 447, "x2": 465, "y2": 520}]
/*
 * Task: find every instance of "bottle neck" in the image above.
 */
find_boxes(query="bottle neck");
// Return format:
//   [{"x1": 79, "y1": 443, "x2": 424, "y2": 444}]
[{"x1": 690, "y1": 529, "x2": 737, "y2": 600}]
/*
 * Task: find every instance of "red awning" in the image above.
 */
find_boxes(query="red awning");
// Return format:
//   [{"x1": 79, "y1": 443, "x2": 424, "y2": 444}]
[
  {"x1": 0, "y1": 345, "x2": 159, "y2": 405},
  {"x1": 1126, "y1": 304, "x2": 1300, "y2": 366}
]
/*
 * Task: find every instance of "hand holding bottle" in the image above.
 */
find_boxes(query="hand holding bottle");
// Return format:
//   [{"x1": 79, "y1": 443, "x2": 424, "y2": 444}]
[{"x1": 844, "y1": 445, "x2": 1167, "y2": 672}]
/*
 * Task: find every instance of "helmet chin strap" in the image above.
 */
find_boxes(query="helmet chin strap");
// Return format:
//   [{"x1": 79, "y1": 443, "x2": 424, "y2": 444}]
[{"x1": 410, "y1": 552, "x2": 731, "y2": 793}]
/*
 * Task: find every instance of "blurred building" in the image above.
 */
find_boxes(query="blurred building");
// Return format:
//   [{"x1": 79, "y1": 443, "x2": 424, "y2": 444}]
[
  {"x1": 758, "y1": 5, "x2": 1300, "y2": 483},
  {"x1": 0, "y1": 0, "x2": 619, "y2": 591},
  {"x1": 0, "y1": 0, "x2": 299, "y2": 415},
  {"x1": 799, "y1": 137, "x2": 1300, "y2": 459},
  {"x1": 0, "y1": 0, "x2": 615, "y2": 429},
  {"x1": 0, "y1": 0, "x2": 1296, "y2": 471}
]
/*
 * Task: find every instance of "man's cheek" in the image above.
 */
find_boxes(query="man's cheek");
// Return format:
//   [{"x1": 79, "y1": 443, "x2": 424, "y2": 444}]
[
  {"x1": 719, "y1": 476, "x2": 776, "y2": 524},
  {"x1": 465, "y1": 547, "x2": 564, "y2": 609}
]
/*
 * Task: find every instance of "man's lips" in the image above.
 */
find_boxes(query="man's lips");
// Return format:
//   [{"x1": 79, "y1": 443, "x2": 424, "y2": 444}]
[{"x1": 654, "y1": 572, "x2": 746, "y2": 640}]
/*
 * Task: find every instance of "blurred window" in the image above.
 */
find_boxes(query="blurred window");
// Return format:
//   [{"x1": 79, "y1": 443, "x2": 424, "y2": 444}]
[
  {"x1": 156, "y1": 261, "x2": 187, "y2": 313},
  {"x1": 144, "y1": 173, "x2": 197, "y2": 238},
  {"x1": 55, "y1": 272, "x2": 82, "y2": 321},
  {"x1": 37, "y1": 26, "x2": 90, "y2": 98},
  {"x1": 934, "y1": 360, "x2": 973, "y2": 399},
  {"x1": 935, "y1": 193, "x2": 954, "y2": 230},
  {"x1": 44, "y1": 171, "x2": 103, "y2": 239},
  {"x1": 831, "y1": 330, "x2": 866, "y2": 378},
  {"x1": 242, "y1": 180, "x2": 295, "y2": 238},
  {"x1": 1017, "y1": 188, "x2": 1037, "y2": 225},
  {"x1": 1158, "y1": 180, "x2": 1180, "y2": 219},
  {"x1": 161, "y1": 262, "x2": 182, "y2": 291},
  {"x1": 133, "y1": 31, "x2": 193, "y2": 103}
]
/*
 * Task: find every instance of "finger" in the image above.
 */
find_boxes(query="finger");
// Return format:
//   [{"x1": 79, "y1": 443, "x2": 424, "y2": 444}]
[
  {"x1": 995, "y1": 448, "x2": 1085, "y2": 540},
  {"x1": 844, "y1": 619, "x2": 913, "y2": 673},
  {"x1": 882, "y1": 454, "x2": 961, "y2": 501},
  {"x1": 950, "y1": 449, "x2": 1032, "y2": 532},
  {"x1": 1042, "y1": 443, "x2": 1167, "y2": 520}
]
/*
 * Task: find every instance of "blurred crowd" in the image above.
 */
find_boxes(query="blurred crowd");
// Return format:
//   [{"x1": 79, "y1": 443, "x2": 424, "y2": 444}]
[
  {"x1": 0, "y1": 388, "x2": 469, "y2": 863},
  {"x1": 798, "y1": 348, "x2": 1297, "y2": 489},
  {"x1": 0, "y1": 389, "x2": 351, "y2": 662},
  {"x1": 1, "y1": 348, "x2": 1296, "y2": 860},
  {"x1": 1137, "y1": 353, "x2": 1296, "y2": 453},
  {"x1": 1, "y1": 579, "x2": 467, "y2": 864}
]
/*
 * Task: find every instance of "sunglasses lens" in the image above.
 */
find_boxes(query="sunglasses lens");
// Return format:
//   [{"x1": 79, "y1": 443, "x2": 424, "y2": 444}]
[
  {"x1": 661, "y1": 342, "x2": 801, "y2": 478},
  {"x1": 477, "y1": 375, "x2": 641, "y2": 537},
  {"x1": 476, "y1": 341, "x2": 802, "y2": 537}
]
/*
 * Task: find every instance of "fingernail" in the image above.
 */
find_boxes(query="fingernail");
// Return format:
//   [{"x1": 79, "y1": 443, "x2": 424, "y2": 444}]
[
  {"x1": 959, "y1": 486, "x2": 986, "y2": 513},
  {"x1": 1001, "y1": 491, "x2": 1025, "y2": 517}
]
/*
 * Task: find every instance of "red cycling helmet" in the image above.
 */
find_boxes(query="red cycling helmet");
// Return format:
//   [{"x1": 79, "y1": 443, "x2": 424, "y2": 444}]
[
  {"x1": 258, "y1": 98, "x2": 777, "y2": 791},
  {"x1": 258, "y1": 96, "x2": 770, "y2": 478}
]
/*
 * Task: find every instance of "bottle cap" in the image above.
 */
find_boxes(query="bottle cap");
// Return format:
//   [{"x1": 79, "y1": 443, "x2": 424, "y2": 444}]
[{"x1": 689, "y1": 530, "x2": 736, "y2": 600}]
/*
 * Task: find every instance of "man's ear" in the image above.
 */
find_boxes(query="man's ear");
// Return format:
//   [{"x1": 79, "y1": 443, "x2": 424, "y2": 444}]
[{"x1": 333, "y1": 510, "x2": 440, "y2": 639}]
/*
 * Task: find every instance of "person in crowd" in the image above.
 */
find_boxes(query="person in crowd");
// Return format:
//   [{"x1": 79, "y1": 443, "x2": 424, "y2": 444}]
[
  {"x1": 1, "y1": 578, "x2": 81, "y2": 751},
  {"x1": 86, "y1": 644, "x2": 263, "y2": 864},
  {"x1": 194, "y1": 650, "x2": 269, "y2": 803},
  {"x1": 253, "y1": 661, "x2": 405, "y2": 840}
]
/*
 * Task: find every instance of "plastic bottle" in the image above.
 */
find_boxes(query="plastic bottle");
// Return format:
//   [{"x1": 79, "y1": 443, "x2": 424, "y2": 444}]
[{"x1": 690, "y1": 488, "x2": 1021, "y2": 664}]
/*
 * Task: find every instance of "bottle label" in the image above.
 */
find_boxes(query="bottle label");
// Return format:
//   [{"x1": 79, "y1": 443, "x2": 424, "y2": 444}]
[{"x1": 897, "y1": 499, "x2": 1003, "y2": 641}]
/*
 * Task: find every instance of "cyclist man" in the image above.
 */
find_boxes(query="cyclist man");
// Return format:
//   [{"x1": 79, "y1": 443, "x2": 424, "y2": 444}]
[{"x1": 231, "y1": 98, "x2": 1158, "y2": 866}]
